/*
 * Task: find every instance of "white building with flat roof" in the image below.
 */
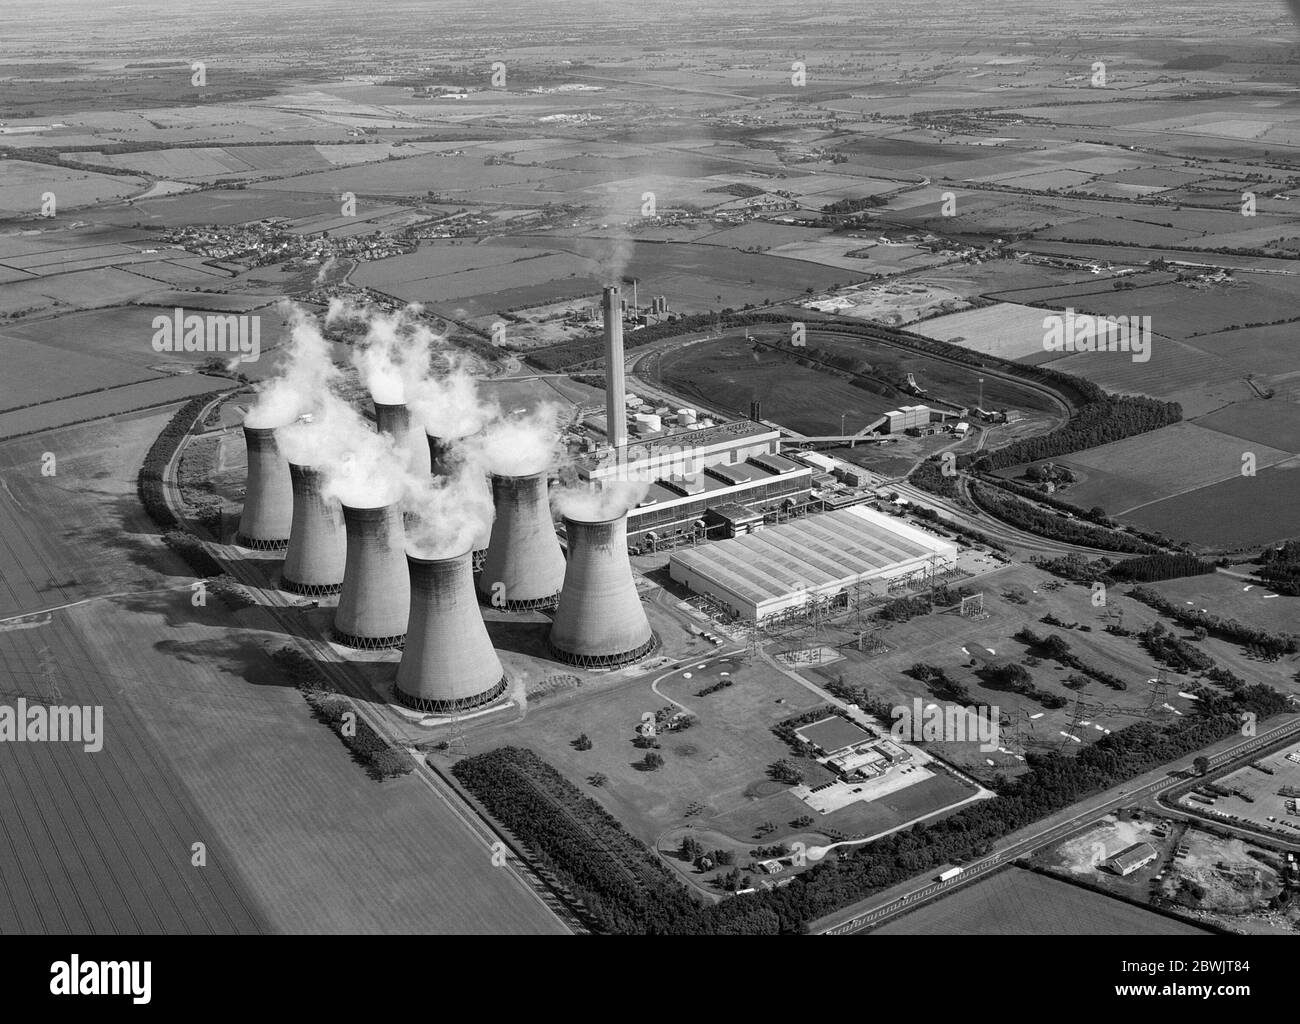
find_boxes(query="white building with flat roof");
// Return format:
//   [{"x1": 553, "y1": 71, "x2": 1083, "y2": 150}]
[{"x1": 669, "y1": 504, "x2": 958, "y2": 621}]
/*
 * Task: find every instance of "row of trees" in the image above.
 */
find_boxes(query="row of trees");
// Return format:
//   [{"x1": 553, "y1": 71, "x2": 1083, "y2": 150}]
[
  {"x1": 272, "y1": 647, "x2": 414, "y2": 781},
  {"x1": 969, "y1": 482, "x2": 1156, "y2": 553},
  {"x1": 1259, "y1": 541, "x2": 1300, "y2": 595},
  {"x1": 1127, "y1": 586, "x2": 1299, "y2": 657},
  {"x1": 962, "y1": 394, "x2": 1183, "y2": 473}
]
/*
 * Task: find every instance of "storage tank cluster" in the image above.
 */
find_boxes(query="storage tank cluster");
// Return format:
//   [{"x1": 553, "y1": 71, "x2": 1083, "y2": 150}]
[{"x1": 234, "y1": 402, "x2": 659, "y2": 715}]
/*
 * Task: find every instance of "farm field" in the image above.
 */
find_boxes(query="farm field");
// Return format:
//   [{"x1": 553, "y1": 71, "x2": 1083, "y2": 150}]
[
  {"x1": 874, "y1": 866, "x2": 1212, "y2": 935},
  {"x1": 913, "y1": 302, "x2": 1055, "y2": 360},
  {"x1": 1028, "y1": 422, "x2": 1295, "y2": 515},
  {"x1": 96, "y1": 188, "x2": 349, "y2": 229},
  {"x1": 0, "y1": 373, "x2": 233, "y2": 441},
  {"x1": 1122, "y1": 464, "x2": 1300, "y2": 550},
  {"x1": 0, "y1": 333, "x2": 165, "y2": 410},
  {"x1": 4, "y1": 303, "x2": 300, "y2": 377},
  {"x1": 0, "y1": 159, "x2": 147, "y2": 216},
  {"x1": 1045, "y1": 337, "x2": 1247, "y2": 416},
  {"x1": 1193, "y1": 401, "x2": 1300, "y2": 454},
  {"x1": 0, "y1": 267, "x2": 163, "y2": 315}
]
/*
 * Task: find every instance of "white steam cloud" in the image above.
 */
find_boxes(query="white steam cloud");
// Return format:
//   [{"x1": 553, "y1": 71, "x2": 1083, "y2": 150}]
[
  {"x1": 403, "y1": 463, "x2": 495, "y2": 560},
  {"x1": 408, "y1": 351, "x2": 500, "y2": 441},
  {"x1": 243, "y1": 303, "x2": 341, "y2": 429},
  {"x1": 551, "y1": 478, "x2": 650, "y2": 523},
  {"x1": 350, "y1": 305, "x2": 441, "y2": 406},
  {"x1": 468, "y1": 404, "x2": 562, "y2": 477},
  {"x1": 277, "y1": 392, "x2": 406, "y2": 508}
]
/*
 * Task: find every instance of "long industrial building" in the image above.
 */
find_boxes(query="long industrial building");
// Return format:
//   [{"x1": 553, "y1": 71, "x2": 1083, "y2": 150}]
[
  {"x1": 576, "y1": 421, "x2": 813, "y2": 544},
  {"x1": 668, "y1": 504, "x2": 959, "y2": 621}
]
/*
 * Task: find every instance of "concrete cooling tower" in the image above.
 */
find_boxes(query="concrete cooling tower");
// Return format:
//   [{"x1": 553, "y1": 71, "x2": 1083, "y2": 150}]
[
  {"x1": 333, "y1": 502, "x2": 410, "y2": 649},
  {"x1": 374, "y1": 400, "x2": 432, "y2": 476},
  {"x1": 426, "y1": 433, "x2": 457, "y2": 478},
  {"x1": 548, "y1": 512, "x2": 659, "y2": 668},
  {"x1": 236, "y1": 425, "x2": 293, "y2": 549},
  {"x1": 477, "y1": 471, "x2": 566, "y2": 610},
  {"x1": 395, "y1": 550, "x2": 508, "y2": 713},
  {"x1": 281, "y1": 463, "x2": 346, "y2": 596}
]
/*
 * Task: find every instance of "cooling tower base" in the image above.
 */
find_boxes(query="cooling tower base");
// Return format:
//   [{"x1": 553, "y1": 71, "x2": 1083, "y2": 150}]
[
  {"x1": 331, "y1": 630, "x2": 406, "y2": 651},
  {"x1": 281, "y1": 578, "x2": 343, "y2": 597},
  {"x1": 479, "y1": 591, "x2": 559, "y2": 612},
  {"x1": 472, "y1": 549, "x2": 487, "y2": 573},
  {"x1": 393, "y1": 675, "x2": 509, "y2": 715},
  {"x1": 235, "y1": 534, "x2": 289, "y2": 551},
  {"x1": 547, "y1": 631, "x2": 661, "y2": 670}
]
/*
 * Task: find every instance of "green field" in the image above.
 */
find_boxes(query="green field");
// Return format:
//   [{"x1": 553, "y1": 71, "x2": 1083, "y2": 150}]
[{"x1": 875, "y1": 866, "x2": 1211, "y2": 935}]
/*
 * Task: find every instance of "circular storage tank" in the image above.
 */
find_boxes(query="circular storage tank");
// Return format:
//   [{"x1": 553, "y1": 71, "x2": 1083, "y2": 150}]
[{"x1": 677, "y1": 407, "x2": 697, "y2": 425}]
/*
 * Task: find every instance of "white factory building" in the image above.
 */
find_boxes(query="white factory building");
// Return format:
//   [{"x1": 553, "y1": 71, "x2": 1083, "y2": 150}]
[{"x1": 668, "y1": 504, "x2": 959, "y2": 621}]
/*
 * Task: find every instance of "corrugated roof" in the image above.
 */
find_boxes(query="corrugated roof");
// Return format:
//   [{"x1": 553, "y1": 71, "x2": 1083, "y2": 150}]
[{"x1": 671, "y1": 505, "x2": 956, "y2": 610}]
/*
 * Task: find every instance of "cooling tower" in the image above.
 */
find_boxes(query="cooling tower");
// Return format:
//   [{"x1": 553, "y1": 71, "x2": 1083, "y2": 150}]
[
  {"x1": 333, "y1": 502, "x2": 410, "y2": 649},
  {"x1": 281, "y1": 463, "x2": 346, "y2": 595},
  {"x1": 236, "y1": 425, "x2": 292, "y2": 549},
  {"x1": 548, "y1": 512, "x2": 659, "y2": 668},
  {"x1": 477, "y1": 471, "x2": 566, "y2": 610},
  {"x1": 374, "y1": 400, "x2": 432, "y2": 476},
  {"x1": 603, "y1": 285, "x2": 627, "y2": 449},
  {"x1": 395, "y1": 549, "x2": 508, "y2": 713},
  {"x1": 426, "y1": 431, "x2": 457, "y2": 480}
]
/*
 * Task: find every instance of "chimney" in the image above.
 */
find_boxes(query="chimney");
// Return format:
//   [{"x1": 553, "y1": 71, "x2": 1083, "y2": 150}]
[
  {"x1": 236, "y1": 424, "x2": 292, "y2": 549},
  {"x1": 602, "y1": 285, "x2": 627, "y2": 449},
  {"x1": 374, "y1": 400, "x2": 432, "y2": 476},
  {"x1": 395, "y1": 549, "x2": 508, "y2": 713},
  {"x1": 281, "y1": 463, "x2": 346, "y2": 595},
  {"x1": 548, "y1": 512, "x2": 659, "y2": 667},
  {"x1": 477, "y1": 471, "x2": 565, "y2": 610},
  {"x1": 333, "y1": 502, "x2": 410, "y2": 649}
]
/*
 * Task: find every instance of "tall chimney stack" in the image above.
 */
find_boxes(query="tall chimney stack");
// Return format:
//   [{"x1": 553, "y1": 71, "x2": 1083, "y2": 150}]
[
  {"x1": 549, "y1": 511, "x2": 658, "y2": 667},
  {"x1": 395, "y1": 549, "x2": 508, "y2": 713},
  {"x1": 602, "y1": 285, "x2": 627, "y2": 450},
  {"x1": 236, "y1": 424, "x2": 293, "y2": 549},
  {"x1": 333, "y1": 502, "x2": 410, "y2": 649},
  {"x1": 374, "y1": 400, "x2": 432, "y2": 476},
  {"x1": 477, "y1": 471, "x2": 566, "y2": 610},
  {"x1": 281, "y1": 463, "x2": 346, "y2": 595}
]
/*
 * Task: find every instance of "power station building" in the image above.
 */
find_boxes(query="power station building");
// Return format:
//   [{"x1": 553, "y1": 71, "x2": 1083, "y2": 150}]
[
  {"x1": 576, "y1": 421, "x2": 813, "y2": 544},
  {"x1": 668, "y1": 504, "x2": 959, "y2": 622}
]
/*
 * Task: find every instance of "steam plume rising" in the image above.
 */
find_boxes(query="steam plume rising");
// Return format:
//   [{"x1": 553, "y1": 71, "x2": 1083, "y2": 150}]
[
  {"x1": 277, "y1": 392, "x2": 406, "y2": 509},
  {"x1": 350, "y1": 306, "x2": 439, "y2": 406},
  {"x1": 404, "y1": 464, "x2": 495, "y2": 561},
  {"x1": 408, "y1": 352, "x2": 500, "y2": 441},
  {"x1": 468, "y1": 403, "x2": 562, "y2": 477},
  {"x1": 243, "y1": 304, "x2": 340, "y2": 429},
  {"x1": 551, "y1": 478, "x2": 650, "y2": 523}
]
